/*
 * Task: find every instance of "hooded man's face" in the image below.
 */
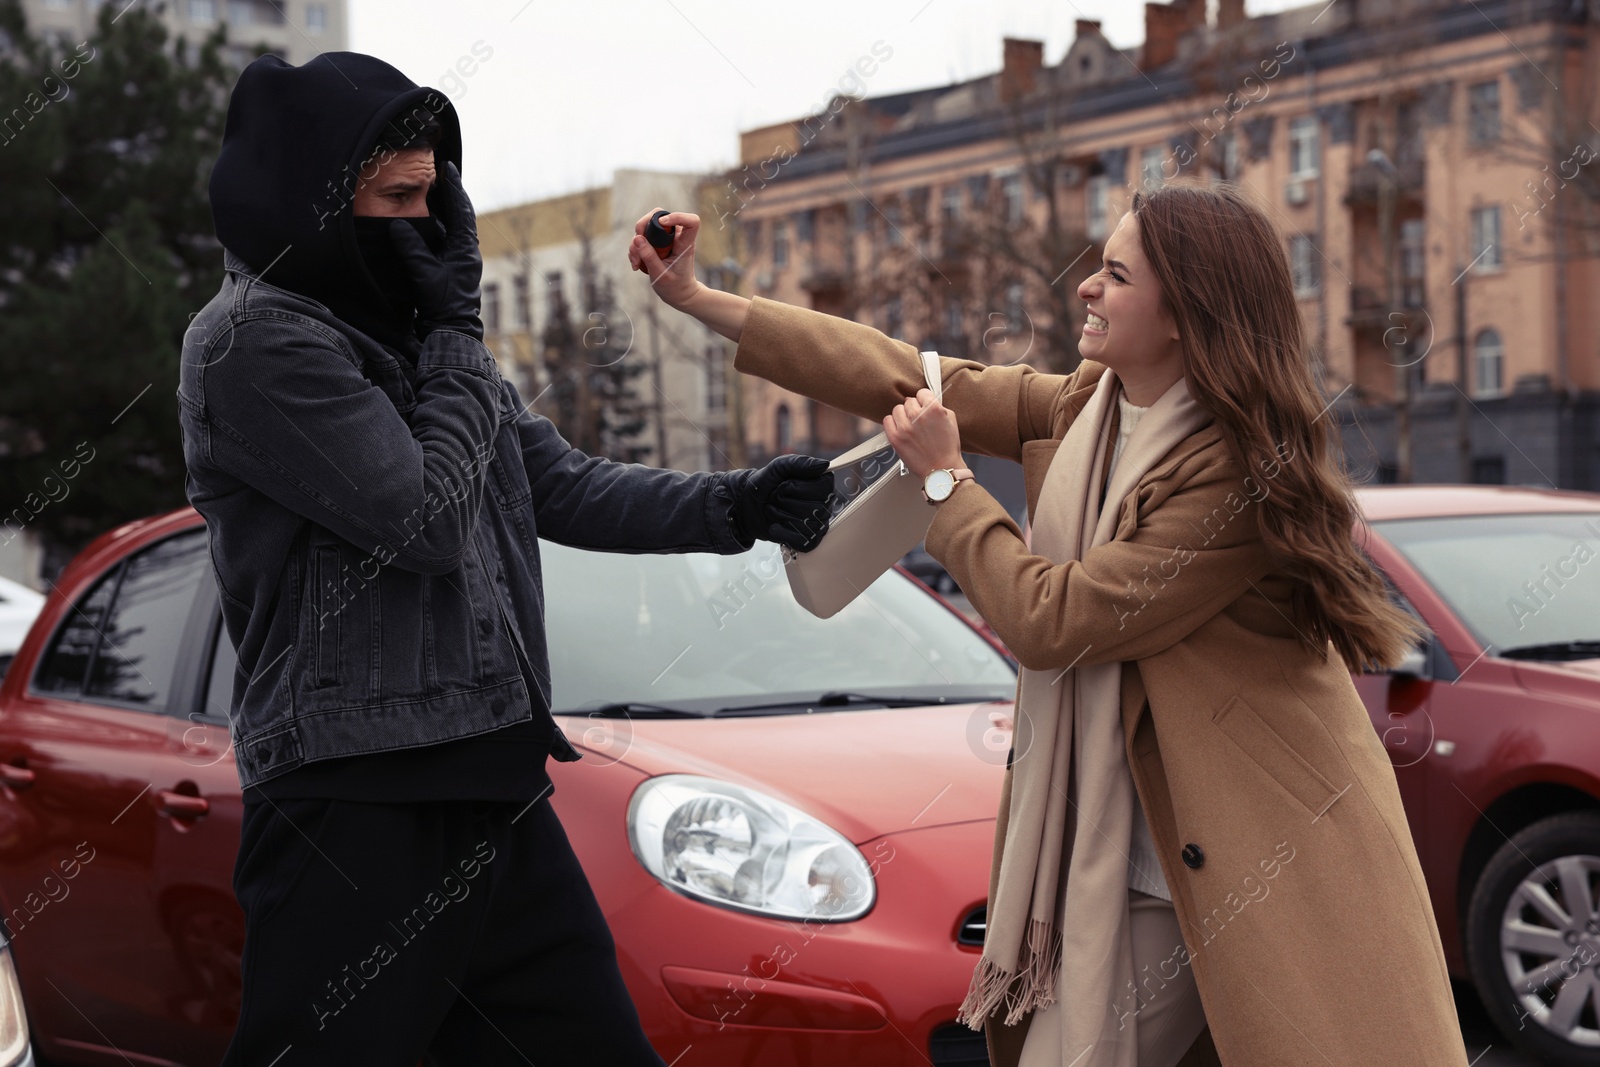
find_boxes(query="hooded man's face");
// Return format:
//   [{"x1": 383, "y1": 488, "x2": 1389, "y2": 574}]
[{"x1": 353, "y1": 147, "x2": 437, "y2": 217}]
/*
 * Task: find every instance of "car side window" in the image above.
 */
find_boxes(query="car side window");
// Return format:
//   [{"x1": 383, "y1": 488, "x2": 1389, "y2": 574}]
[
  {"x1": 34, "y1": 567, "x2": 119, "y2": 696},
  {"x1": 203, "y1": 617, "x2": 238, "y2": 721},
  {"x1": 33, "y1": 529, "x2": 211, "y2": 714}
]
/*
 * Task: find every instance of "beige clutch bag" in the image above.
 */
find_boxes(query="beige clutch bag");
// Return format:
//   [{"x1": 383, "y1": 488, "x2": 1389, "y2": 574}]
[{"x1": 782, "y1": 351, "x2": 943, "y2": 619}]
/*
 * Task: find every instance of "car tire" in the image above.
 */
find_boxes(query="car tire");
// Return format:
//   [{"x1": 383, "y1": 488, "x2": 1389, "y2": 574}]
[{"x1": 1466, "y1": 810, "x2": 1600, "y2": 1066}]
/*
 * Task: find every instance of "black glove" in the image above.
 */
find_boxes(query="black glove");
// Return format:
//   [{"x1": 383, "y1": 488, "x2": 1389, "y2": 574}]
[
  {"x1": 388, "y1": 160, "x2": 484, "y2": 341},
  {"x1": 729, "y1": 455, "x2": 835, "y2": 551}
]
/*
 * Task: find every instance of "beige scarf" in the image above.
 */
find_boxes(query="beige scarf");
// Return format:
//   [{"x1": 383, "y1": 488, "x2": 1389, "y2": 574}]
[{"x1": 957, "y1": 369, "x2": 1212, "y2": 1065}]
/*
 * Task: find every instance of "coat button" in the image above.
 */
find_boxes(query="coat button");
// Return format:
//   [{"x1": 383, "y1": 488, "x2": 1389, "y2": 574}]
[{"x1": 1182, "y1": 843, "x2": 1205, "y2": 869}]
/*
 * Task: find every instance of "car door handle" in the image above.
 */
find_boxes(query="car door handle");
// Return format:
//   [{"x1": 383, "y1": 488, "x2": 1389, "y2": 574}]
[
  {"x1": 0, "y1": 763, "x2": 35, "y2": 789},
  {"x1": 157, "y1": 790, "x2": 210, "y2": 818}
]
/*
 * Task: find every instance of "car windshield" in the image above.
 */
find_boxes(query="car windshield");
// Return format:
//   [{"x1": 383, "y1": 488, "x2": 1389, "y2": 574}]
[
  {"x1": 541, "y1": 540, "x2": 1015, "y2": 714},
  {"x1": 1373, "y1": 512, "x2": 1600, "y2": 658}
]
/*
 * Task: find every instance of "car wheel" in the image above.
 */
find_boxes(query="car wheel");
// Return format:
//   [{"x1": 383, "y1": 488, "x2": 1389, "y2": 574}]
[{"x1": 1467, "y1": 811, "x2": 1600, "y2": 1065}]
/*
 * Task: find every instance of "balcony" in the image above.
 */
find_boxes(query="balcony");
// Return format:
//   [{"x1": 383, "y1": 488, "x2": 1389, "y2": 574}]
[
  {"x1": 799, "y1": 259, "x2": 849, "y2": 296},
  {"x1": 1347, "y1": 285, "x2": 1427, "y2": 335},
  {"x1": 1345, "y1": 157, "x2": 1425, "y2": 205}
]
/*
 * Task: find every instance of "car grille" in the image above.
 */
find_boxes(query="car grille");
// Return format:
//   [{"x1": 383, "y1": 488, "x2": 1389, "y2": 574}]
[
  {"x1": 930, "y1": 1022, "x2": 990, "y2": 1065},
  {"x1": 958, "y1": 904, "x2": 986, "y2": 946}
]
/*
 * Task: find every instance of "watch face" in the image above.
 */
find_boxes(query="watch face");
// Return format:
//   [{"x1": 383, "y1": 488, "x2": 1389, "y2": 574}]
[{"x1": 924, "y1": 468, "x2": 955, "y2": 501}]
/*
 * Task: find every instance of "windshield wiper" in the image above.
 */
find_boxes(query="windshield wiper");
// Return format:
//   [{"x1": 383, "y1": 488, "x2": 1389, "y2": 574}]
[
  {"x1": 714, "y1": 690, "x2": 1008, "y2": 715},
  {"x1": 555, "y1": 701, "x2": 709, "y2": 719},
  {"x1": 817, "y1": 690, "x2": 992, "y2": 707},
  {"x1": 1498, "y1": 640, "x2": 1600, "y2": 662}
]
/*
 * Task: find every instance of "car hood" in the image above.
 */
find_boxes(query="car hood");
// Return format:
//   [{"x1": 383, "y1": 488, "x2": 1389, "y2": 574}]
[
  {"x1": 589, "y1": 702, "x2": 1011, "y2": 844},
  {"x1": 1514, "y1": 657, "x2": 1600, "y2": 695}
]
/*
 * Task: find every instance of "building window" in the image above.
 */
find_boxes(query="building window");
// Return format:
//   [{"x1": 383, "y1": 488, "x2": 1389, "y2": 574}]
[
  {"x1": 1470, "y1": 205, "x2": 1502, "y2": 270},
  {"x1": 1473, "y1": 328, "x2": 1504, "y2": 396},
  {"x1": 849, "y1": 200, "x2": 871, "y2": 235},
  {"x1": 1468, "y1": 80, "x2": 1500, "y2": 144},
  {"x1": 1216, "y1": 131, "x2": 1239, "y2": 180},
  {"x1": 1140, "y1": 146, "x2": 1166, "y2": 192},
  {"x1": 1288, "y1": 116, "x2": 1320, "y2": 179},
  {"x1": 1395, "y1": 100, "x2": 1423, "y2": 167},
  {"x1": 742, "y1": 220, "x2": 762, "y2": 256},
  {"x1": 483, "y1": 283, "x2": 501, "y2": 334},
  {"x1": 775, "y1": 404, "x2": 792, "y2": 452},
  {"x1": 189, "y1": 0, "x2": 216, "y2": 22},
  {"x1": 1471, "y1": 456, "x2": 1506, "y2": 484},
  {"x1": 544, "y1": 271, "x2": 563, "y2": 319},
  {"x1": 1004, "y1": 279, "x2": 1025, "y2": 333},
  {"x1": 884, "y1": 203, "x2": 903, "y2": 247},
  {"x1": 944, "y1": 297, "x2": 963, "y2": 340},
  {"x1": 885, "y1": 295, "x2": 903, "y2": 340},
  {"x1": 941, "y1": 184, "x2": 962, "y2": 225},
  {"x1": 908, "y1": 185, "x2": 930, "y2": 221},
  {"x1": 1000, "y1": 171, "x2": 1024, "y2": 226},
  {"x1": 512, "y1": 274, "x2": 530, "y2": 330},
  {"x1": 228, "y1": 0, "x2": 252, "y2": 24},
  {"x1": 1400, "y1": 218, "x2": 1425, "y2": 307},
  {"x1": 966, "y1": 173, "x2": 990, "y2": 208},
  {"x1": 771, "y1": 222, "x2": 789, "y2": 268},
  {"x1": 306, "y1": 2, "x2": 327, "y2": 34},
  {"x1": 1289, "y1": 234, "x2": 1320, "y2": 296},
  {"x1": 1086, "y1": 175, "x2": 1110, "y2": 240},
  {"x1": 706, "y1": 347, "x2": 726, "y2": 412},
  {"x1": 795, "y1": 209, "x2": 814, "y2": 243}
]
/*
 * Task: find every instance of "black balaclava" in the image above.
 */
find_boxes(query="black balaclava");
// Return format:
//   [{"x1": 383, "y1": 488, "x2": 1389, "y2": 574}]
[{"x1": 208, "y1": 52, "x2": 464, "y2": 352}]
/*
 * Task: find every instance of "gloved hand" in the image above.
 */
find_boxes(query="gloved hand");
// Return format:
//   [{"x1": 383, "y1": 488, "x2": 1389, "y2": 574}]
[
  {"x1": 729, "y1": 455, "x2": 835, "y2": 552},
  {"x1": 388, "y1": 160, "x2": 484, "y2": 341}
]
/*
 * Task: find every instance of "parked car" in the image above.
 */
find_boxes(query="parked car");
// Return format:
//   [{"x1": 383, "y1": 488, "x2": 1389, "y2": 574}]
[
  {"x1": 0, "y1": 506, "x2": 1016, "y2": 1066},
  {"x1": 1353, "y1": 485, "x2": 1600, "y2": 1067},
  {"x1": 0, "y1": 578, "x2": 45, "y2": 683},
  {"x1": 7, "y1": 483, "x2": 1599, "y2": 1066},
  {"x1": 900, "y1": 544, "x2": 960, "y2": 595}
]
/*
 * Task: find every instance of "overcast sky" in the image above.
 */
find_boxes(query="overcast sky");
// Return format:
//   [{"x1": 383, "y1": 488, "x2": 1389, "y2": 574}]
[{"x1": 349, "y1": 0, "x2": 1305, "y2": 213}]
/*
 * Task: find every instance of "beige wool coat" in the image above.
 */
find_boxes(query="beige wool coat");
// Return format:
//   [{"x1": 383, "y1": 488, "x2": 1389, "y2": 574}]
[{"x1": 733, "y1": 296, "x2": 1470, "y2": 1067}]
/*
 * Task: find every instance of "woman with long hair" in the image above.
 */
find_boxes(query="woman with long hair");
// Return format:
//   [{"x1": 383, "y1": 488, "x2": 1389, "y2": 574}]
[{"x1": 628, "y1": 181, "x2": 1470, "y2": 1067}]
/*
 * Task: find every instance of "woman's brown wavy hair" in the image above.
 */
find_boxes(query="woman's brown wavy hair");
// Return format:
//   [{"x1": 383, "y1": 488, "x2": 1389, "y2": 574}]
[{"x1": 1130, "y1": 180, "x2": 1424, "y2": 669}]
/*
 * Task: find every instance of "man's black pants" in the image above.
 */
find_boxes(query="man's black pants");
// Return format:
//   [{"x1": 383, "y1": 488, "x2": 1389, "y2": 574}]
[{"x1": 221, "y1": 794, "x2": 667, "y2": 1066}]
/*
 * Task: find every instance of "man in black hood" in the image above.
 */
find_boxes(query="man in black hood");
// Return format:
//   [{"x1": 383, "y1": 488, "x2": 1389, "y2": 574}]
[{"x1": 178, "y1": 52, "x2": 833, "y2": 1065}]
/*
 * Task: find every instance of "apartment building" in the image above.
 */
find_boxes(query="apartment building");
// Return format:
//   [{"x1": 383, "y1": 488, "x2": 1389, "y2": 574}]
[
  {"x1": 21, "y1": 0, "x2": 347, "y2": 66},
  {"x1": 476, "y1": 169, "x2": 739, "y2": 473},
  {"x1": 728, "y1": 0, "x2": 1600, "y2": 489}
]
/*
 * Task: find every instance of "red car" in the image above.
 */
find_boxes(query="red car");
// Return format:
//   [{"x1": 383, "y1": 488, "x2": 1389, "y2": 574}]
[
  {"x1": 3, "y1": 485, "x2": 1598, "y2": 1066},
  {"x1": 1353, "y1": 484, "x2": 1600, "y2": 1067},
  {"x1": 0, "y1": 506, "x2": 1017, "y2": 1066}
]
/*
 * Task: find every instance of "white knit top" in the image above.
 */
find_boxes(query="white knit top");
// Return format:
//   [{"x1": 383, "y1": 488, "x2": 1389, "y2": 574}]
[{"x1": 1105, "y1": 393, "x2": 1172, "y2": 902}]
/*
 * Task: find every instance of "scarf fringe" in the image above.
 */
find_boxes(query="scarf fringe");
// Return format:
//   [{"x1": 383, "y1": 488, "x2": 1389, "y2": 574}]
[{"x1": 956, "y1": 918, "x2": 1064, "y2": 1029}]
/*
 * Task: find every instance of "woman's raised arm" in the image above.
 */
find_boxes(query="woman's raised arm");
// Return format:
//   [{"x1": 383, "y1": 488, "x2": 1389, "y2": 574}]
[{"x1": 629, "y1": 210, "x2": 1062, "y2": 463}]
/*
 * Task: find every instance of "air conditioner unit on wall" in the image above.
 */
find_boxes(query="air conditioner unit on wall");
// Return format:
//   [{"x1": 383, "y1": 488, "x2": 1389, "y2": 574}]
[{"x1": 1285, "y1": 178, "x2": 1310, "y2": 206}]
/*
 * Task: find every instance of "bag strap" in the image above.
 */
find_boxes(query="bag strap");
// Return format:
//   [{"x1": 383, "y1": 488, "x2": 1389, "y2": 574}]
[
  {"x1": 920, "y1": 350, "x2": 943, "y2": 401},
  {"x1": 825, "y1": 351, "x2": 945, "y2": 471}
]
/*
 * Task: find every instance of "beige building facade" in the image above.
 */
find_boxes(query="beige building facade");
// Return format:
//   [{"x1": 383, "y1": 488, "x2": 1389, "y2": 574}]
[
  {"x1": 477, "y1": 170, "x2": 739, "y2": 473},
  {"x1": 728, "y1": 0, "x2": 1600, "y2": 490}
]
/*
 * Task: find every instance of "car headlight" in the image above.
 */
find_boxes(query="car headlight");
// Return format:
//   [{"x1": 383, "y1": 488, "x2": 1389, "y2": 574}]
[
  {"x1": 628, "y1": 774, "x2": 876, "y2": 922},
  {"x1": 0, "y1": 944, "x2": 30, "y2": 1066}
]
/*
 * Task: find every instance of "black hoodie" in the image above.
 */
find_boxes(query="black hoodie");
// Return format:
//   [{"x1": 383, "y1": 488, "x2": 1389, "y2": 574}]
[
  {"x1": 206, "y1": 54, "x2": 569, "y2": 802},
  {"x1": 208, "y1": 51, "x2": 462, "y2": 350}
]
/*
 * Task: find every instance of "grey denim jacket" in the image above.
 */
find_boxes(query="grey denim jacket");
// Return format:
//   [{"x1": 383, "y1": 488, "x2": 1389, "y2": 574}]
[{"x1": 177, "y1": 251, "x2": 753, "y2": 789}]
